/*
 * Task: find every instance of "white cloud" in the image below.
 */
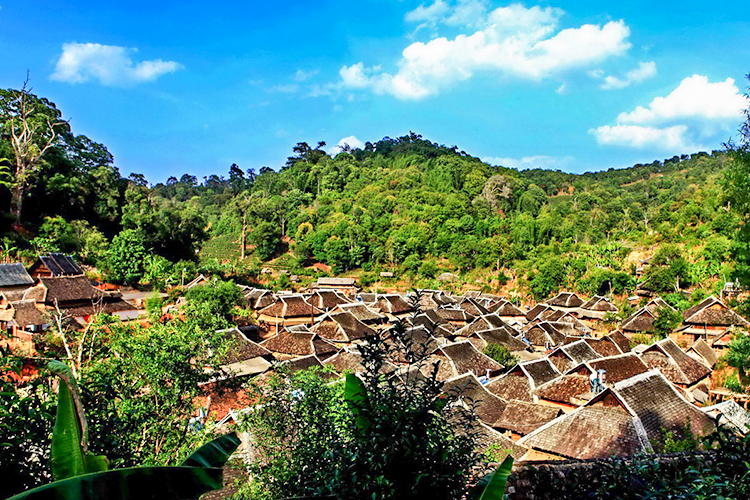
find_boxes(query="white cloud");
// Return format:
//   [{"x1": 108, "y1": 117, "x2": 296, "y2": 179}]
[
  {"x1": 405, "y1": 0, "x2": 450, "y2": 24},
  {"x1": 591, "y1": 74, "x2": 746, "y2": 151},
  {"x1": 599, "y1": 61, "x2": 656, "y2": 89},
  {"x1": 617, "y1": 74, "x2": 745, "y2": 124},
  {"x1": 339, "y1": 3, "x2": 631, "y2": 100},
  {"x1": 592, "y1": 124, "x2": 697, "y2": 150},
  {"x1": 51, "y1": 43, "x2": 182, "y2": 86},
  {"x1": 331, "y1": 135, "x2": 365, "y2": 154},
  {"x1": 484, "y1": 155, "x2": 575, "y2": 170},
  {"x1": 293, "y1": 69, "x2": 318, "y2": 82}
]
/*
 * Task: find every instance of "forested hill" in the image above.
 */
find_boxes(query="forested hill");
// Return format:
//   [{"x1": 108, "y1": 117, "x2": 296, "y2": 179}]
[{"x1": 0, "y1": 88, "x2": 738, "y2": 300}]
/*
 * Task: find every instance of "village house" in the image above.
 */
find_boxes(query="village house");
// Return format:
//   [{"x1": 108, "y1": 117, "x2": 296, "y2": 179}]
[
  {"x1": 257, "y1": 295, "x2": 324, "y2": 327},
  {"x1": 311, "y1": 277, "x2": 360, "y2": 295},
  {"x1": 28, "y1": 253, "x2": 84, "y2": 278},
  {"x1": 671, "y1": 295, "x2": 749, "y2": 347}
]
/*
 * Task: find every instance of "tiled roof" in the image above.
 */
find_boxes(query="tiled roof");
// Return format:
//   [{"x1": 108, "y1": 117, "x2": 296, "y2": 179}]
[
  {"x1": 0, "y1": 263, "x2": 34, "y2": 287},
  {"x1": 492, "y1": 399, "x2": 562, "y2": 436},
  {"x1": 442, "y1": 373, "x2": 508, "y2": 425},
  {"x1": 519, "y1": 405, "x2": 646, "y2": 459},
  {"x1": 439, "y1": 341, "x2": 505, "y2": 378}
]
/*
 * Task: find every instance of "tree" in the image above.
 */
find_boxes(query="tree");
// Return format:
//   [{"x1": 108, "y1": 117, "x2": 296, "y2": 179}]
[
  {"x1": 105, "y1": 229, "x2": 149, "y2": 285},
  {"x1": 724, "y1": 74, "x2": 750, "y2": 286},
  {"x1": 0, "y1": 79, "x2": 69, "y2": 226}
]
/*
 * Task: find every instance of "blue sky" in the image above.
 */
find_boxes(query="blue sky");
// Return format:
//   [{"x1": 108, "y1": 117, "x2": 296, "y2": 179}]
[{"x1": 1, "y1": 1, "x2": 749, "y2": 182}]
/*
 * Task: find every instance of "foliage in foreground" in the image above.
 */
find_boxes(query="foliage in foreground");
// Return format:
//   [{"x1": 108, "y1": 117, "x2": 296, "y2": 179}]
[
  {"x1": 238, "y1": 304, "x2": 489, "y2": 500},
  {"x1": 7, "y1": 359, "x2": 241, "y2": 500}
]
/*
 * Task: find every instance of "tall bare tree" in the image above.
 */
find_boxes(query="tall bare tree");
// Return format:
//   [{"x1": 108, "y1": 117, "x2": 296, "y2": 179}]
[{"x1": 0, "y1": 76, "x2": 68, "y2": 226}]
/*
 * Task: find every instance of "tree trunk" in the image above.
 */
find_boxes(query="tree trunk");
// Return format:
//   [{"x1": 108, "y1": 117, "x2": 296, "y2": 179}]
[
  {"x1": 240, "y1": 215, "x2": 247, "y2": 260},
  {"x1": 10, "y1": 182, "x2": 24, "y2": 227}
]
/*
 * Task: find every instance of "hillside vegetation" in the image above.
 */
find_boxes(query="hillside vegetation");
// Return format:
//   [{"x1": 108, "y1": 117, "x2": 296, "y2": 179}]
[{"x1": 0, "y1": 87, "x2": 741, "y2": 301}]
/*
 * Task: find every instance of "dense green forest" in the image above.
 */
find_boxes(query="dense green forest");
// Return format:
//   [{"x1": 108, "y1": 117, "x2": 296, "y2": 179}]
[{"x1": 0, "y1": 85, "x2": 744, "y2": 300}]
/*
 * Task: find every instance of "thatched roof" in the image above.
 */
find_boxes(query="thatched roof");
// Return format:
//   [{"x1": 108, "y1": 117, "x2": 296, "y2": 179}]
[
  {"x1": 581, "y1": 337, "x2": 621, "y2": 357},
  {"x1": 442, "y1": 373, "x2": 508, "y2": 425},
  {"x1": 520, "y1": 358, "x2": 561, "y2": 389},
  {"x1": 487, "y1": 299, "x2": 526, "y2": 317},
  {"x1": 640, "y1": 338, "x2": 711, "y2": 386},
  {"x1": 688, "y1": 338, "x2": 718, "y2": 367},
  {"x1": 8, "y1": 300, "x2": 47, "y2": 327},
  {"x1": 308, "y1": 290, "x2": 352, "y2": 310},
  {"x1": 682, "y1": 295, "x2": 749, "y2": 327},
  {"x1": 586, "y1": 352, "x2": 649, "y2": 384},
  {"x1": 579, "y1": 295, "x2": 618, "y2": 313},
  {"x1": 525, "y1": 321, "x2": 566, "y2": 347},
  {"x1": 261, "y1": 329, "x2": 316, "y2": 356},
  {"x1": 526, "y1": 303, "x2": 554, "y2": 322},
  {"x1": 485, "y1": 369, "x2": 533, "y2": 402},
  {"x1": 453, "y1": 314, "x2": 507, "y2": 337},
  {"x1": 217, "y1": 328, "x2": 273, "y2": 365},
  {"x1": 40, "y1": 276, "x2": 104, "y2": 303},
  {"x1": 519, "y1": 405, "x2": 647, "y2": 459},
  {"x1": 534, "y1": 373, "x2": 591, "y2": 405},
  {"x1": 610, "y1": 370, "x2": 715, "y2": 441},
  {"x1": 439, "y1": 341, "x2": 505, "y2": 378},
  {"x1": 244, "y1": 288, "x2": 275, "y2": 310},
  {"x1": 471, "y1": 327, "x2": 528, "y2": 352},
  {"x1": 561, "y1": 339, "x2": 601, "y2": 365},
  {"x1": 621, "y1": 306, "x2": 658, "y2": 333},
  {"x1": 457, "y1": 297, "x2": 490, "y2": 316},
  {"x1": 337, "y1": 302, "x2": 387, "y2": 325},
  {"x1": 376, "y1": 294, "x2": 413, "y2": 315},
  {"x1": 546, "y1": 292, "x2": 584, "y2": 308},
  {"x1": 492, "y1": 400, "x2": 562, "y2": 436},
  {"x1": 312, "y1": 310, "x2": 375, "y2": 343},
  {"x1": 606, "y1": 330, "x2": 632, "y2": 353},
  {"x1": 435, "y1": 307, "x2": 475, "y2": 323},
  {"x1": 259, "y1": 295, "x2": 323, "y2": 319}
]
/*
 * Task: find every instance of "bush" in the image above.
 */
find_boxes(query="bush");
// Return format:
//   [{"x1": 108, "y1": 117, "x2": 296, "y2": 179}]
[
  {"x1": 239, "y1": 303, "x2": 483, "y2": 499},
  {"x1": 482, "y1": 344, "x2": 519, "y2": 369},
  {"x1": 418, "y1": 260, "x2": 438, "y2": 279}
]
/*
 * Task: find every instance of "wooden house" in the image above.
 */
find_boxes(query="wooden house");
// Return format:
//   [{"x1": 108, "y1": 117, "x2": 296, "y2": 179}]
[
  {"x1": 312, "y1": 277, "x2": 359, "y2": 295},
  {"x1": 311, "y1": 310, "x2": 375, "y2": 344},
  {"x1": 639, "y1": 338, "x2": 712, "y2": 391},
  {"x1": 577, "y1": 295, "x2": 618, "y2": 320},
  {"x1": 39, "y1": 276, "x2": 141, "y2": 324},
  {"x1": 671, "y1": 295, "x2": 749, "y2": 346},
  {"x1": 0, "y1": 263, "x2": 35, "y2": 297},
  {"x1": 438, "y1": 340, "x2": 505, "y2": 378},
  {"x1": 28, "y1": 253, "x2": 83, "y2": 278},
  {"x1": 260, "y1": 328, "x2": 339, "y2": 360},
  {"x1": 547, "y1": 339, "x2": 601, "y2": 373},
  {"x1": 486, "y1": 299, "x2": 527, "y2": 325},
  {"x1": 485, "y1": 358, "x2": 561, "y2": 402},
  {"x1": 545, "y1": 292, "x2": 585, "y2": 313},
  {"x1": 519, "y1": 370, "x2": 714, "y2": 461},
  {"x1": 257, "y1": 295, "x2": 323, "y2": 327}
]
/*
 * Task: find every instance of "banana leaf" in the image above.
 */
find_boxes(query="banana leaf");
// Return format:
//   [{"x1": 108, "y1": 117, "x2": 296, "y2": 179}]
[
  {"x1": 475, "y1": 455, "x2": 514, "y2": 500},
  {"x1": 344, "y1": 373, "x2": 370, "y2": 434},
  {"x1": 48, "y1": 360, "x2": 108, "y2": 480},
  {"x1": 6, "y1": 466, "x2": 224, "y2": 500},
  {"x1": 181, "y1": 432, "x2": 241, "y2": 468}
]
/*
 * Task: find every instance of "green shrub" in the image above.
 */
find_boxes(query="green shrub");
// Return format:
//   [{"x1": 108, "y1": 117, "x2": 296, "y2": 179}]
[{"x1": 482, "y1": 344, "x2": 518, "y2": 369}]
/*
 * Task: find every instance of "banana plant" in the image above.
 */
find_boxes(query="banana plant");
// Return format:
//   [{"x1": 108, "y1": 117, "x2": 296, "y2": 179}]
[
  {"x1": 7, "y1": 360, "x2": 241, "y2": 500},
  {"x1": 474, "y1": 455, "x2": 514, "y2": 500}
]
